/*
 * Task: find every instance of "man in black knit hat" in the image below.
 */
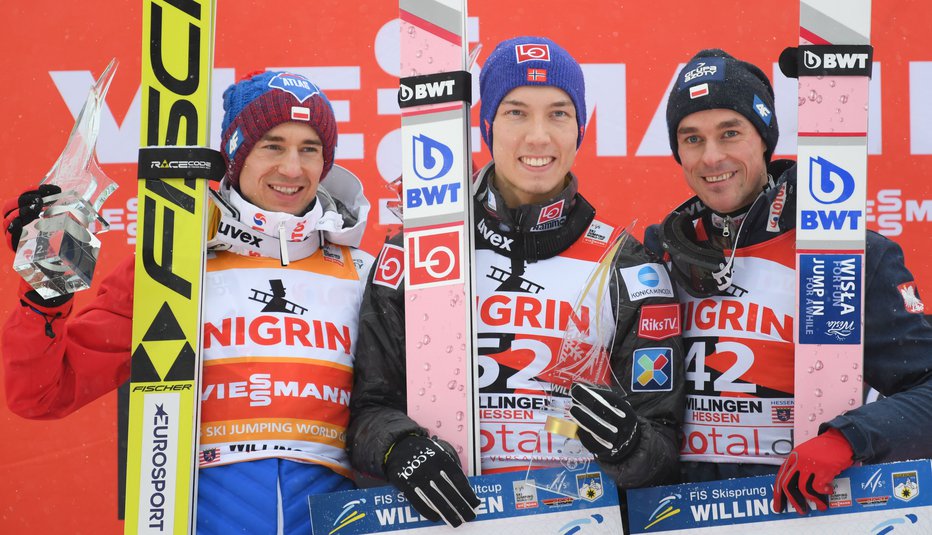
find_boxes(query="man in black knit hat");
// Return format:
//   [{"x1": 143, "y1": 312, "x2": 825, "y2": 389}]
[{"x1": 645, "y1": 48, "x2": 932, "y2": 515}]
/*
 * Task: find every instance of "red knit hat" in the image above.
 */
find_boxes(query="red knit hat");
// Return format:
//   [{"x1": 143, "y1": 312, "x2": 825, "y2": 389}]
[{"x1": 220, "y1": 71, "x2": 337, "y2": 189}]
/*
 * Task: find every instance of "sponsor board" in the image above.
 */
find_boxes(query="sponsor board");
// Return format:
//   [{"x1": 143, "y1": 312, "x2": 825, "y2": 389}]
[
  {"x1": 627, "y1": 460, "x2": 932, "y2": 534},
  {"x1": 308, "y1": 467, "x2": 623, "y2": 534}
]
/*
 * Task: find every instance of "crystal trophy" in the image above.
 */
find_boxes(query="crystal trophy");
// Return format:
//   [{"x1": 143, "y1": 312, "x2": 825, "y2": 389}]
[
  {"x1": 520, "y1": 223, "x2": 634, "y2": 498},
  {"x1": 12, "y1": 59, "x2": 119, "y2": 299}
]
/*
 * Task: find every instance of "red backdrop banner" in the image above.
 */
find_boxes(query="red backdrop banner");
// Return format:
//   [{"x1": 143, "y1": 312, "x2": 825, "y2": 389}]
[{"x1": 1, "y1": 1, "x2": 929, "y2": 532}]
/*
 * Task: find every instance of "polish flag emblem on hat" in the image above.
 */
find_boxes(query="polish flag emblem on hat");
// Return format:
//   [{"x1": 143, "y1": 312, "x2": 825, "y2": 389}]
[
  {"x1": 689, "y1": 83, "x2": 709, "y2": 99},
  {"x1": 291, "y1": 106, "x2": 310, "y2": 121}
]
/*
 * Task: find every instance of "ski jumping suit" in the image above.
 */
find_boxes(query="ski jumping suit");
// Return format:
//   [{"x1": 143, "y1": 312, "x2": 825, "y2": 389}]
[
  {"x1": 645, "y1": 160, "x2": 932, "y2": 482},
  {"x1": 349, "y1": 163, "x2": 685, "y2": 488},
  {"x1": 3, "y1": 166, "x2": 374, "y2": 534}
]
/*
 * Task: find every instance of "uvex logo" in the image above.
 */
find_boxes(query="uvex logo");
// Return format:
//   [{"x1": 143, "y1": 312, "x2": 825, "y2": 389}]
[
  {"x1": 217, "y1": 222, "x2": 263, "y2": 246},
  {"x1": 477, "y1": 218, "x2": 513, "y2": 251}
]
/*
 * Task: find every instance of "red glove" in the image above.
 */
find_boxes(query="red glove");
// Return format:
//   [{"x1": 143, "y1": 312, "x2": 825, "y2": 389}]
[{"x1": 773, "y1": 428, "x2": 855, "y2": 514}]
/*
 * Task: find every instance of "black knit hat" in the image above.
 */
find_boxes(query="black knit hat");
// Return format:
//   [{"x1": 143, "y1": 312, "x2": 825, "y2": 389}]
[{"x1": 666, "y1": 49, "x2": 778, "y2": 164}]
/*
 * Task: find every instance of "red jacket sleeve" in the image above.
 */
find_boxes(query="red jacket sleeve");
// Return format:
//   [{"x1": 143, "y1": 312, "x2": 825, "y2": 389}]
[{"x1": 2, "y1": 255, "x2": 134, "y2": 419}]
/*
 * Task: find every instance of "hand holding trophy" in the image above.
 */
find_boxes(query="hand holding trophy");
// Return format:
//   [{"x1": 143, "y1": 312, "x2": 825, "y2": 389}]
[
  {"x1": 522, "y1": 223, "x2": 640, "y2": 497},
  {"x1": 12, "y1": 59, "x2": 119, "y2": 299}
]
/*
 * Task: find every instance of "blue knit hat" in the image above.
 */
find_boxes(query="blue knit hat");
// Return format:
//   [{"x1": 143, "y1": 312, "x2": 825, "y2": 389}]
[
  {"x1": 220, "y1": 71, "x2": 338, "y2": 189},
  {"x1": 666, "y1": 49, "x2": 779, "y2": 164},
  {"x1": 479, "y1": 36, "x2": 586, "y2": 154}
]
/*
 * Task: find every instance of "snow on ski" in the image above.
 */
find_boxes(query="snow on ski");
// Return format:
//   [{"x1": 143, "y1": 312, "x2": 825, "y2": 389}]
[
  {"x1": 398, "y1": 0, "x2": 480, "y2": 474},
  {"x1": 790, "y1": 0, "x2": 872, "y2": 442},
  {"x1": 126, "y1": 0, "x2": 218, "y2": 532}
]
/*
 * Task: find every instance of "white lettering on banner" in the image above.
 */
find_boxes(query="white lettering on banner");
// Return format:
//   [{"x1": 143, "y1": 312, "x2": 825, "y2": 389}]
[
  {"x1": 910, "y1": 61, "x2": 932, "y2": 154},
  {"x1": 203, "y1": 316, "x2": 353, "y2": 354},
  {"x1": 50, "y1": 66, "x2": 364, "y2": 163},
  {"x1": 681, "y1": 395, "x2": 795, "y2": 462},
  {"x1": 683, "y1": 299, "x2": 793, "y2": 342},
  {"x1": 867, "y1": 189, "x2": 932, "y2": 236},
  {"x1": 373, "y1": 498, "x2": 504, "y2": 526},
  {"x1": 201, "y1": 373, "x2": 351, "y2": 408},
  {"x1": 581, "y1": 63, "x2": 627, "y2": 156},
  {"x1": 690, "y1": 498, "x2": 774, "y2": 522},
  {"x1": 46, "y1": 59, "x2": 900, "y2": 176},
  {"x1": 477, "y1": 294, "x2": 589, "y2": 333},
  {"x1": 91, "y1": 197, "x2": 139, "y2": 244}
]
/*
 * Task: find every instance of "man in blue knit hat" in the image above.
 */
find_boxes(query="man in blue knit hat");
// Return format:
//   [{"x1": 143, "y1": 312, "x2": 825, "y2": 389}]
[
  {"x1": 349, "y1": 36, "x2": 684, "y2": 528},
  {"x1": 3, "y1": 71, "x2": 374, "y2": 534},
  {"x1": 645, "y1": 48, "x2": 932, "y2": 515}
]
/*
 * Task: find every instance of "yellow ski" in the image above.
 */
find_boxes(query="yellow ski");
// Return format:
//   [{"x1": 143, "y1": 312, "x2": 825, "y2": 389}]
[{"x1": 126, "y1": 0, "x2": 217, "y2": 532}]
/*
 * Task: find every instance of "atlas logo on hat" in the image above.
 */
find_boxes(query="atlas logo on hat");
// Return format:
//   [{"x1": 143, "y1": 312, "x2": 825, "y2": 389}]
[
  {"x1": 515, "y1": 44, "x2": 551, "y2": 63},
  {"x1": 268, "y1": 73, "x2": 321, "y2": 103},
  {"x1": 220, "y1": 70, "x2": 338, "y2": 190}
]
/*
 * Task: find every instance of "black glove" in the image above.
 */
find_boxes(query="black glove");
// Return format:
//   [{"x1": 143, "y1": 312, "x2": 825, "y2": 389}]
[
  {"x1": 385, "y1": 435, "x2": 480, "y2": 527},
  {"x1": 3, "y1": 184, "x2": 61, "y2": 252},
  {"x1": 569, "y1": 383, "x2": 641, "y2": 462}
]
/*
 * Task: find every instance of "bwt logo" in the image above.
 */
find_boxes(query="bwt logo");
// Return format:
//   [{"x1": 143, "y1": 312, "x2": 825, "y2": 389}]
[
  {"x1": 801, "y1": 156, "x2": 863, "y2": 231},
  {"x1": 412, "y1": 134, "x2": 453, "y2": 181},
  {"x1": 399, "y1": 79, "x2": 455, "y2": 102},
  {"x1": 804, "y1": 49, "x2": 870, "y2": 70},
  {"x1": 809, "y1": 156, "x2": 855, "y2": 204},
  {"x1": 407, "y1": 133, "x2": 460, "y2": 209}
]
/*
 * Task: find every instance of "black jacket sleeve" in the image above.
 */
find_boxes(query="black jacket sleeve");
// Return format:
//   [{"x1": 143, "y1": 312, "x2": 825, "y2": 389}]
[
  {"x1": 824, "y1": 231, "x2": 932, "y2": 462},
  {"x1": 596, "y1": 235, "x2": 685, "y2": 488},
  {"x1": 347, "y1": 234, "x2": 425, "y2": 479}
]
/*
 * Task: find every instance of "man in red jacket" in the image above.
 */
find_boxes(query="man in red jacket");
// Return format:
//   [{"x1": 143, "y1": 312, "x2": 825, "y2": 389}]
[{"x1": 3, "y1": 71, "x2": 373, "y2": 534}]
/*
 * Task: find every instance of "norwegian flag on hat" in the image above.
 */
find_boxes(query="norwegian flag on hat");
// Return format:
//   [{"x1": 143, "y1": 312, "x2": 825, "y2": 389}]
[{"x1": 527, "y1": 68, "x2": 548, "y2": 82}]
